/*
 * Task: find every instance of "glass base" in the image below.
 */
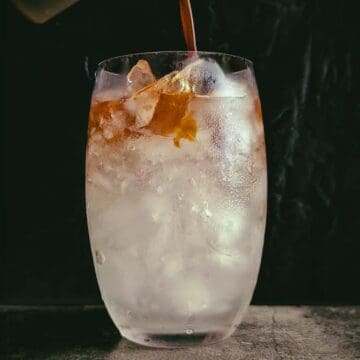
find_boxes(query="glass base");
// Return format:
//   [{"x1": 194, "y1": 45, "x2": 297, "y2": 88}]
[{"x1": 121, "y1": 328, "x2": 232, "y2": 348}]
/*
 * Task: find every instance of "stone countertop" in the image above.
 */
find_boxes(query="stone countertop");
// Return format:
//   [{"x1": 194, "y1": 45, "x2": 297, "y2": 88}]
[{"x1": 1, "y1": 306, "x2": 359, "y2": 359}]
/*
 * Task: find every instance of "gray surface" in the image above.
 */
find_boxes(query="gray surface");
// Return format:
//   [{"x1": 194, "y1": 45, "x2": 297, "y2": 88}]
[
  {"x1": 2, "y1": 306, "x2": 359, "y2": 359},
  {"x1": 97, "y1": 306, "x2": 360, "y2": 360}
]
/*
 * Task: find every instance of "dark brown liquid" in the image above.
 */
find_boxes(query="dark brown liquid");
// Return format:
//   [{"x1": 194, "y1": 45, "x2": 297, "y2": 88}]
[{"x1": 179, "y1": 0, "x2": 197, "y2": 51}]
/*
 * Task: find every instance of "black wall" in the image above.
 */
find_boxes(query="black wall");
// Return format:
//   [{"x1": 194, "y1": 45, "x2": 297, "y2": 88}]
[{"x1": 2, "y1": 0, "x2": 360, "y2": 305}]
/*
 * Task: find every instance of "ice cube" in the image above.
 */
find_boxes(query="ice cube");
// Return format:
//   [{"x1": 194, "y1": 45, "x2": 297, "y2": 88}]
[
  {"x1": 124, "y1": 72, "x2": 198, "y2": 149},
  {"x1": 229, "y1": 68, "x2": 254, "y2": 87},
  {"x1": 89, "y1": 100, "x2": 134, "y2": 143},
  {"x1": 124, "y1": 72, "x2": 176, "y2": 128},
  {"x1": 145, "y1": 92, "x2": 196, "y2": 147},
  {"x1": 88, "y1": 171, "x2": 114, "y2": 191},
  {"x1": 230, "y1": 68, "x2": 263, "y2": 123},
  {"x1": 170, "y1": 58, "x2": 227, "y2": 95},
  {"x1": 127, "y1": 60, "x2": 156, "y2": 94},
  {"x1": 170, "y1": 277, "x2": 211, "y2": 314},
  {"x1": 93, "y1": 69, "x2": 125, "y2": 99},
  {"x1": 208, "y1": 208, "x2": 249, "y2": 257}
]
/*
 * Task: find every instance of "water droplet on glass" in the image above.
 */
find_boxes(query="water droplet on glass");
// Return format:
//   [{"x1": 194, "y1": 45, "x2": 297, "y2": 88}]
[
  {"x1": 187, "y1": 314, "x2": 195, "y2": 323},
  {"x1": 185, "y1": 329, "x2": 193, "y2": 335},
  {"x1": 121, "y1": 180, "x2": 128, "y2": 193},
  {"x1": 95, "y1": 250, "x2": 105, "y2": 265},
  {"x1": 156, "y1": 186, "x2": 163, "y2": 194},
  {"x1": 204, "y1": 208, "x2": 212, "y2": 217},
  {"x1": 104, "y1": 163, "x2": 112, "y2": 172},
  {"x1": 202, "y1": 201, "x2": 212, "y2": 218},
  {"x1": 103, "y1": 128, "x2": 113, "y2": 140},
  {"x1": 152, "y1": 212, "x2": 159, "y2": 222},
  {"x1": 126, "y1": 310, "x2": 133, "y2": 319},
  {"x1": 191, "y1": 204, "x2": 200, "y2": 213},
  {"x1": 178, "y1": 193, "x2": 184, "y2": 201}
]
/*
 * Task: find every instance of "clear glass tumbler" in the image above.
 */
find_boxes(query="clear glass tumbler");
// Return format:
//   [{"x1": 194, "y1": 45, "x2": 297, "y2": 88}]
[{"x1": 86, "y1": 51, "x2": 267, "y2": 348}]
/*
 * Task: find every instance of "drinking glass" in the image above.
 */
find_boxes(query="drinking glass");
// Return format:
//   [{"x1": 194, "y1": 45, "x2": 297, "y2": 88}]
[{"x1": 86, "y1": 51, "x2": 267, "y2": 348}]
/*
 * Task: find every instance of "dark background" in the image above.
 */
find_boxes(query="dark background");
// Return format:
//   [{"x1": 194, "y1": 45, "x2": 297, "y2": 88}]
[{"x1": 2, "y1": 0, "x2": 359, "y2": 306}]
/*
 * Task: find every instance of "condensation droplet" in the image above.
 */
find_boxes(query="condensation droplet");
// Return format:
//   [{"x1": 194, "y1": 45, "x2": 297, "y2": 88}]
[
  {"x1": 202, "y1": 201, "x2": 212, "y2": 218},
  {"x1": 103, "y1": 128, "x2": 113, "y2": 140},
  {"x1": 191, "y1": 204, "x2": 200, "y2": 213},
  {"x1": 126, "y1": 310, "x2": 133, "y2": 319},
  {"x1": 121, "y1": 180, "x2": 128, "y2": 193},
  {"x1": 185, "y1": 329, "x2": 193, "y2": 335},
  {"x1": 95, "y1": 250, "x2": 106, "y2": 265},
  {"x1": 246, "y1": 159, "x2": 253, "y2": 174},
  {"x1": 152, "y1": 212, "x2": 159, "y2": 222},
  {"x1": 204, "y1": 208, "x2": 212, "y2": 217}
]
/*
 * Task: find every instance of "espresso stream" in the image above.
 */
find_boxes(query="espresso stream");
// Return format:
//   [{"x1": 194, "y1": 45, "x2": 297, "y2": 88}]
[{"x1": 179, "y1": 0, "x2": 197, "y2": 51}]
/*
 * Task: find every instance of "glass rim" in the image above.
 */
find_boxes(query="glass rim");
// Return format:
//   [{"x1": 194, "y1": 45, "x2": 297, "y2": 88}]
[{"x1": 97, "y1": 51, "x2": 253, "y2": 75}]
